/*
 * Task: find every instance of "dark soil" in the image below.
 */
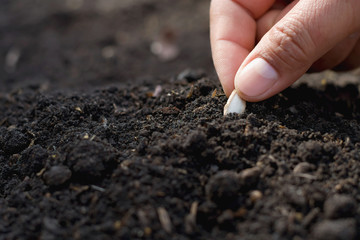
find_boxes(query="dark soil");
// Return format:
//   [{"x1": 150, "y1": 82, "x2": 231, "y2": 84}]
[{"x1": 1, "y1": 1, "x2": 360, "y2": 240}]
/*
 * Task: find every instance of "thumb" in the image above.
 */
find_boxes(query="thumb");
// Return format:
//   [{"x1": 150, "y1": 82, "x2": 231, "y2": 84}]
[{"x1": 234, "y1": 0, "x2": 360, "y2": 102}]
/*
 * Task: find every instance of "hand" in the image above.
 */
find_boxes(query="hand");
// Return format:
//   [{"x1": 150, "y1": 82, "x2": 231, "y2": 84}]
[{"x1": 210, "y1": 0, "x2": 360, "y2": 102}]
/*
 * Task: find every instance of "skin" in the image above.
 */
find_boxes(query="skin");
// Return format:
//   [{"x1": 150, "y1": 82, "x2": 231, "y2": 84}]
[{"x1": 210, "y1": 0, "x2": 360, "y2": 102}]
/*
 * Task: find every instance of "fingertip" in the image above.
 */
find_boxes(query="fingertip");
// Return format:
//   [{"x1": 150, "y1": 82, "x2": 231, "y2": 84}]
[
  {"x1": 234, "y1": 58, "x2": 279, "y2": 101},
  {"x1": 210, "y1": 0, "x2": 258, "y2": 98},
  {"x1": 212, "y1": 40, "x2": 251, "y2": 97}
]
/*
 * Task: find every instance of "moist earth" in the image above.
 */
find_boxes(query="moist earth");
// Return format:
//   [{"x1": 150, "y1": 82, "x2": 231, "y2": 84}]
[
  {"x1": 1, "y1": 1, "x2": 360, "y2": 240},
  {"x1": 1, "y1": 73, "x2": 360, "y2": 240}
]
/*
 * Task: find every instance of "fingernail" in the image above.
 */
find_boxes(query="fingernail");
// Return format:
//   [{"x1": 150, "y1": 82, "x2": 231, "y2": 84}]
[{"x1": 235, "y1": 58, "x2": 278, "y2": 97}]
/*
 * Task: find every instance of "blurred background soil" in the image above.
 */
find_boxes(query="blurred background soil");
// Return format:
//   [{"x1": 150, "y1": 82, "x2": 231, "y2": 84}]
[{"x1": 0, "y1": 0, "x2": 213, "y2": 92}]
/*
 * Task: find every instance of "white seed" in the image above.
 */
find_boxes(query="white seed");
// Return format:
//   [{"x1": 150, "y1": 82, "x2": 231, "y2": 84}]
[{"x1": 223, "y1": 90, "x2": 246, "y2": 115}]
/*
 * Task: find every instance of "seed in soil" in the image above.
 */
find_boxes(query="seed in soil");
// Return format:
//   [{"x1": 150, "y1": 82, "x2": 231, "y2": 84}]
[{"x1": 223, "y1": 90, "x2": 246, "y2": 115}]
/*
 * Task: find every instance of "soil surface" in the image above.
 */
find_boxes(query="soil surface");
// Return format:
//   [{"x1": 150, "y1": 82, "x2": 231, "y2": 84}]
[{"x1": 1, "y1": 1, "x2": 360, "y2": 240}]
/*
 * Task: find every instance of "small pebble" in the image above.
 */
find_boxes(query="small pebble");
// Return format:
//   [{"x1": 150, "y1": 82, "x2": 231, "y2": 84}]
[
  {"x1": 249, "y1": 190, "x2": 263, "y2": 203},
  {"x1": 101, "y1": 46, "x2": 116, "y2": 59},
  {"x1": 43, "y1": 166, "x2": 72, "y2": 186},
  {"x1": 312, "y1": 219, "x2": 356, "y2": 240},
  {"x1": 324, "y1": 194, "x2": 356, "y2": 219}
]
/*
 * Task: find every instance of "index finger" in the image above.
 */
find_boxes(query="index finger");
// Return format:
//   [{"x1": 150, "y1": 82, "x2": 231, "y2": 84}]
[{"x1": 210, "y1": 0, "x2": 275, "y2": 96}]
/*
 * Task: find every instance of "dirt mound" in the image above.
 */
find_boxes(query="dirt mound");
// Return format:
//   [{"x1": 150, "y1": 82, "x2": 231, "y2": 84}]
[{"x1": 1, "y1": 74, "x2": 360, "y2": 239}]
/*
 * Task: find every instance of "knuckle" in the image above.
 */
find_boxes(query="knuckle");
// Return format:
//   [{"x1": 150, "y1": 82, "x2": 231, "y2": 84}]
[{"x1": 265, "y1": 20, "x2": 316, "y2": 70}]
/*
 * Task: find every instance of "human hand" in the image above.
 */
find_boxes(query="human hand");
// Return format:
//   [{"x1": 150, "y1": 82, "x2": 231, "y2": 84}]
[{"x1": 210, "y1": 0, "x2": 360, "y2": 102}]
